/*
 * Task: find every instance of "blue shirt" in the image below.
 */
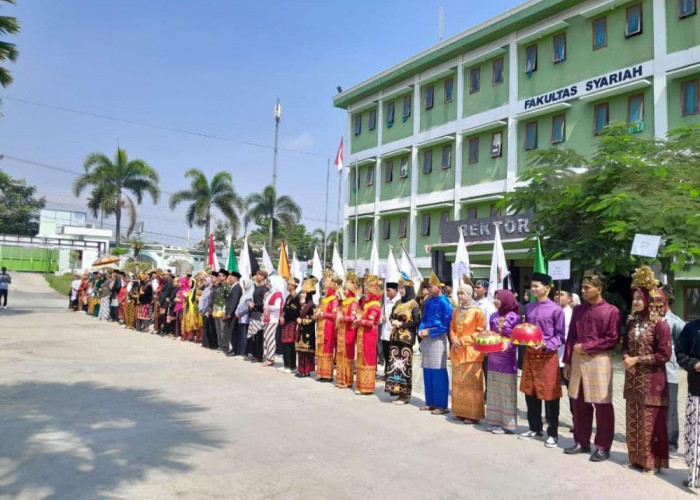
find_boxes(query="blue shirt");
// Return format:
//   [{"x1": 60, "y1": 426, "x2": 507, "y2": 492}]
[
  {"x1": 0, "y1": 273, "x2": 11, "y2": 290},
  {"x1": 418, "y1": 294, "x2": 453, "y2": 338}
]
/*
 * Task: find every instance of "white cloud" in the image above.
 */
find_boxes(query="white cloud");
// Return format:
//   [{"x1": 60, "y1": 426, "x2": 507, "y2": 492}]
[{"x1": 282, "y1": 132, "x2": 315, "y2": 151}]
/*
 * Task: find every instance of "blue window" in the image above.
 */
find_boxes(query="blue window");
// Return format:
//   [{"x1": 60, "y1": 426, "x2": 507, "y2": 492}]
[
  {"x1": 385, "y1": 160, "x2": 393, "y2": 183},
  {"x1": 592, "y1": 17, "x2": 607, "y2": 50},
  {"x1": 368, "y1": 109, "x2": 376, "y2": 131},
  {"x1": 468, "y1": 137, "x2": 479, "y2": 164},
  {"x1": 525, "y1": 121, "x2": 538, "y2": 150},
  {"x1": 353, "y1": 115, "x2": 361, "y2": 136},
  {"x1": 626, "y1": 4, "x2": 643, "y2": 37},
  {"x1": 386, "y1": 102, "x2": 395, "y2": 127},
  {"x1": 400, "y1": 157, "x2": 409, "y2": 178},
  {"x1": 470, "y1": 67, "x2": 481, "y2": 93},
  {"x1": 425, "y1": 85, "x2": 434, "y2": 109},
  {"x1": 402, "y1": 95, "x2": 411, "y2": 120},
  {"x1": 682, "y1": 80, "x2": 699, "y2": 116},
  {"x1": 551, "y1": 114, "x2": 566, "y2": 144},
  {"x1": 525, "y1": 45, "x2": 537, "y2": 75},
  {"x1": 553, "y1": 33, "x2": 566, "y2": 63},
  {"x1": 680, "y1": 0, "x2": 696, "y2": 18},
  {"x1": 444, "y1": 77, "x2": 454, "y2": 102},
  {"x1": 594, "y1": 103, "x2": 609, "y2": 135},
  {"x1": 628, "y1": 94, "x2": 644, "y2": 132},
  {"x1": 366, "y1": 165, "x2": 374, "y2": 186},
  {"x1": 441, "y1": 144, "x2": 452, "y2": 169},
  {"x1": 493, "y1": 58, "x2": 504, "y2": 85},
  {"x1": 423, "y1": 150, "x2": 433, "y2": 173}
]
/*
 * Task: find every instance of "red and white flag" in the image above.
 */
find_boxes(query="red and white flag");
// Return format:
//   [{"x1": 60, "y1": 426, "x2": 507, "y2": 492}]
[
  {"x1": 334, "y1": 136, "x2": 344, "y2": 173},
  {"x1": 207, "y1": 234, "x2": 219, "y2": 270}
]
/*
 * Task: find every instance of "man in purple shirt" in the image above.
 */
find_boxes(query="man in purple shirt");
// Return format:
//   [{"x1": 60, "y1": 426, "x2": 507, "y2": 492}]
[
  {"x1": 563, "y1": 271, "x2": 620, "y2": 462},
  {"x1": 519, "y1": 272, "x2": 565, "y2": 449}
]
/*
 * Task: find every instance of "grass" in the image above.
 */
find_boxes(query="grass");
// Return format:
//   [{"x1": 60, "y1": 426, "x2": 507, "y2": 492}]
[{"x1": 44, "y1": 273, "x2": 74, "y2": 297}]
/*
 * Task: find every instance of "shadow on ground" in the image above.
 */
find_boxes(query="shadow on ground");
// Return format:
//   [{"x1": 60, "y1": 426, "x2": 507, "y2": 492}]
[{"x1": 0, "y1": 381, "x2": 222, "y2": 500}]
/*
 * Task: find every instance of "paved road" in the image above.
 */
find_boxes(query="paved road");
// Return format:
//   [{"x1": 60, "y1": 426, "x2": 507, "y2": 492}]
[{"x1": 0, "y1": 273, "x2": 691, "y2": 499}]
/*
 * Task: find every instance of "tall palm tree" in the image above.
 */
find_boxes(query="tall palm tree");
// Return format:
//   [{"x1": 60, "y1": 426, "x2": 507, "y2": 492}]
[
  {"x1": 73, "y1": 148, "x2": 159, "y2": 247},
  {"x1": 240, "y1": 194, "x2": 256, "y2": 237},
  {"x1": 0, "y1": 0, "x2": 20, "y2": 89},
  {"x1": 86, "y1": 183, "x2": 137, "y2": 235},
  {"x1": 168, "y1": 169, "x2": 242, "y2": 243},
  {"x1": 247, "y1": 185, "x2": 302, "y2": 249}
]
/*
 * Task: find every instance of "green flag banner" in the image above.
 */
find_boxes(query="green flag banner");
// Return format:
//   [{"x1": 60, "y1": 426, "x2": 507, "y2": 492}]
[
  {"x1": 533, "y1": 236, "x2": 546, "y2": 275},
  {"x1": 227, "y1": 238, "x2": 239, "y2": 273}
]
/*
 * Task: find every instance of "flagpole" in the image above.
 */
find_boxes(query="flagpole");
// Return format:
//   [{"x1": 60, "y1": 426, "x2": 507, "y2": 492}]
[
  {"x1": 354, "y1": 159, "x2": 358, "y2": 265},
  {"x1": 336, "y1": 166, "x2": 341, "y2": 252},
  {"x1": 323, "y1": 158, "x2": 330, "y2": 269}
]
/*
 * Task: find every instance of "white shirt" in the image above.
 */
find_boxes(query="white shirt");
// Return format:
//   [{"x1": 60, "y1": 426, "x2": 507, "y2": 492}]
[
  {"x1": 70, "y1": 279, "x2": 81, "y2": 300},
  {"x1": 475, "y1": 296, "x2": 496, "y2": 331},
  {"x1": 558, "y1": 305, "x2": 573, "y2": 367},
  {"x1": 380, "y1": 294, "x2": 400, "y2": 341},
  {"x1": 151, "y1": 278, "x2": 159, "y2": 293}
]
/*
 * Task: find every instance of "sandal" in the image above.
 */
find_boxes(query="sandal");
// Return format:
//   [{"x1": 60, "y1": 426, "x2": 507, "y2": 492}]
[
  {"x1": 431, "y1": 408, "x2": 449, "y2": 415},
  {"x1": 419, "y1": 405, "x2": 435, "y2": 411}
]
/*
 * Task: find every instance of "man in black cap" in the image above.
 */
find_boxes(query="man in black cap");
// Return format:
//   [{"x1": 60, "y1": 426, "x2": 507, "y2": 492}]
[
  {"x1": 212, "y1": 269, "x2": 230, "y2": 349},
  {"x1": 157, "y1": 272, "x2": 173, "y2": 334},
  {"x1": 379, "y1": 281, "x2": 400, "y2": 379},
  {"x1": 224, "y1": 271, "x2": 242, "y2": 356}
]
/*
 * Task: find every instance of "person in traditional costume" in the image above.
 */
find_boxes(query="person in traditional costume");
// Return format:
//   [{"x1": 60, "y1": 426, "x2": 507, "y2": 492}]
[
  {"x1": 234, "y1": 278, "x2": 253, "y2": 356},
  {"x1": 660, "y1": 291, "x2": 685, "y2": 455},
  {"x1": 89, "y1": 272, "x2": 103, "y2": 317},
  {"x1": 125, "y1": 275, "x2": 140, "y2": 330},
  {"x1": 172, "y1": 276, "x2": 189, "y2": 338},
  {"x1": 314, "y1": 270, "x2": 341, "y2": 381},
  {"x1": 199, "y1": 276, "x2": 214, "y2": 347},
  {"x1": 261, "y1": 276, "x2": 284, "y2": 367},
  {"x1": 353, "y1": 273, "x2": 382, "y2": 395},
  {"x1": 156, "y1": 272, "x2": 173, "y2": 333},
  {"x1": 676, "y1": 319, "x2": 700, "y2": 489},
  {"x1": 385, "y1": 272, "x2": 421, "y2": 404},
  {"x1": 280, "y1": 277, "x2": 300, "y2": 372},
  {"x1": 449, "y1": 277, "x2": 485, "y2": 424},
  {"x1": 223, "y1": 271, "x2": 242, "y2": 354},
  {"x1": 485, "y1": 289, "x2": 521, "y2": 434},
  {"x1": 562, "y1": 271, "x2": 621, "y2": 462},
  {"x1": 295, "y1": 277, "x2": 318, "y2": 377},
  {"x1": 335, "y1": 271, "x2": 360, "y2": 388},
  {"x1": 417, "y1": 272, "x2": 453, "y2": 415},
  {"x1": 212, "y1": 269, "x2": 230, "y2": 348},
  {"x1": 247, "y1": 269, "x2": 269, "y2": 362},
  {"x1": 520, "y1": 272, "x2": 565, "y2": 448},
  {"x1": 136, "y1": 273, "x2": 153, "y2": 331},
  {"x1": 379, "y1": 281, "x2": 400, "y2": 380},
  {"x1": 98, "y1": 273, "x2": 111, "y2": 321},
  {"x1": 183, "y1": 277, "x2": 203, "y2": 341},
  {"x1": 622, "y1": 266, "x2": 671, "y2": 474}
]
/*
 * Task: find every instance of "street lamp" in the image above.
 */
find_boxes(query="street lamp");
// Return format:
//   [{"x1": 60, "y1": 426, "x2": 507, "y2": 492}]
[{"x1": 270, "y1": 99, "x2": 282, "y2": 249}]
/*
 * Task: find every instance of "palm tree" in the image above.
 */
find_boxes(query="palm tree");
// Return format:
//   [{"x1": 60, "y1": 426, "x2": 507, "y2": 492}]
[
  {"x1": 247, "y1": 185, "x2": 302, "y2": 249},
  {"x1": 86, "y1": 184, "x2": 138, "y2": 236},
  {"x1": 240, "y1": 194, "x2": 256, "y2": 237},
  {"x1": 73, "y1": 148, "x2": 159, "y2": 247},
  {"x1": 0, "y1": 0, "x2": 20, "y2": 89},
  {"x1": 168, "y1": 169, "x2": 242, "y2": 244}
]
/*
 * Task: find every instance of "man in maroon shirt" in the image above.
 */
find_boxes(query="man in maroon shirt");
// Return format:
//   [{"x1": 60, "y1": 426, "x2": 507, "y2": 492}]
[{"x1": 563, "y1": 271, "x2": 621, "y2": 462}]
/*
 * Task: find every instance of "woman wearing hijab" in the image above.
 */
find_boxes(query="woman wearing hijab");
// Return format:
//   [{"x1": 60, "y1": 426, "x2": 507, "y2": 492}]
[
  {"x1": 485, "y1": 289, "x2": 522, "y2": 434},
  {"x1": 173, "y1": 276, "x2": 190, "y2": 339},
  {"x1": 623, "y1": 265, "x2": 672, "y2": 474},
  {"x1": 261, "y1": 276, "x2": 284, "y2": 367},
  {"x1": 295, "y1": 277, "x2": 318, "y2": 377},
  {"x1": 235, "y1": 278, "x2": 254, "y2": 357},
  {"x1": 449, "y1": 277, "x2": 486, "y2": 423},
  {"x1": 385, "y1": 273, "x2": 421, "y2": 404}
]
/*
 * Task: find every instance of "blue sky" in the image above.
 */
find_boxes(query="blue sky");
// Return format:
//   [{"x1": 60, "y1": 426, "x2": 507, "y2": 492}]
[{"x1": 0, "y1": 0, "x2": 520, "y2": 246}]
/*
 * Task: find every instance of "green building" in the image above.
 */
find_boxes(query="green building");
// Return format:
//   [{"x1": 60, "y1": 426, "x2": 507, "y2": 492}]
[{"x1": 333, "y1": 0, "x2": 700, "y2": 320}]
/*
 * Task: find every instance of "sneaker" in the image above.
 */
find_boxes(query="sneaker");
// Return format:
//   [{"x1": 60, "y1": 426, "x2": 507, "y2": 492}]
[
  {"x1": 283, "y1": 368, "x2": 292, "y2": 373},
  {"x1": 277, "y1": 366, "x2": 286, "y2": 371},
  {"x1": 491, "y1": 427, "x2": 506, "y2": 435},
  {"x1": 484, "y1": 425, "x2": 497, "y2": 432},
  {"x1": 544, "y1": 436, "x2": 558, "y2": 448},
  {"x1": 519, "y1": 430, "x2": 544, "y2": 440}
]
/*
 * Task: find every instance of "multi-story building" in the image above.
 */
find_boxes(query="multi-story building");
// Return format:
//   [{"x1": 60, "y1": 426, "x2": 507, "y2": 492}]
[{"x1": 333, "y1": 0, "x2": 700, "y2": 320}]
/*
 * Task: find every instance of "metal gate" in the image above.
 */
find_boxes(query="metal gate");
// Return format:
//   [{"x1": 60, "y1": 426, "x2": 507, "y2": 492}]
[{"x1": 0, "y1": 245, "x2": 59, "y2": 272}]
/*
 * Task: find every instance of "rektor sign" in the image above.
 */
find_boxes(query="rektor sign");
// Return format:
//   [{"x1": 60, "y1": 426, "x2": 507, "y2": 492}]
[{"x1": 441, "y1": 214, "x2": 533, "y2": 243}]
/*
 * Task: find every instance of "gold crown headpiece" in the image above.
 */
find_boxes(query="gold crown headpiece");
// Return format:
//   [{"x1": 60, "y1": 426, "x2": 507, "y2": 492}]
[
  {"x1": 302, "y1": 276, "x2": 318, "y2": 293},
  {"x1": 631, "y1": 265, "x2": 659, "y2": 292},
  {"x1": 363, "y1": 274, "x2": 381, "y2": 295}
]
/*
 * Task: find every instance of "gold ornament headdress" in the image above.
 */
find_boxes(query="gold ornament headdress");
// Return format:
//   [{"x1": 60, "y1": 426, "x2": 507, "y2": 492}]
[
  {"x1": 631, "y1": 265, "x2": 659, "y2": 292},
  {"x1": 363, "y1": 274, "x2": 381, "y2": 296},
  {"x1": 302, "y1": 276, "x2": 318, "y2": 293},
  {"x1": 345, "y1": 270, "x2": 362, "y2": 296},
  {"x1": 428, "y1": 271, "x2": 444, "y2": 287}
]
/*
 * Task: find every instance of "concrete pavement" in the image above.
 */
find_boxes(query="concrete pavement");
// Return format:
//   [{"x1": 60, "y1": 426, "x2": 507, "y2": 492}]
[{"x1": 0, "y1": 273, "x2": 691, "y2": 499}]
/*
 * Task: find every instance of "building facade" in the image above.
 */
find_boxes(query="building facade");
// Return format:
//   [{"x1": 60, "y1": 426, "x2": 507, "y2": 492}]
[{"x1": 333, "y1": 0, "x2": 700, "y2": 318}]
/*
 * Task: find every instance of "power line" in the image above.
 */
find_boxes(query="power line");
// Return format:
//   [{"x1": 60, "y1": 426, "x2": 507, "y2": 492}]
[{"x1": 4, "y1": 97, "x2": 321, "y2": 157}]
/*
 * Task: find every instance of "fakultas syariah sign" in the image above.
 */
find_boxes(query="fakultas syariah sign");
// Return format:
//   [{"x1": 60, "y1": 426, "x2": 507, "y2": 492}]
[
  {"x1": 441, "y1": 213, "x2": 534, "y2": 244},
  {"x1": 517, "y1": 62, "x2": 652, "y2": 113}
]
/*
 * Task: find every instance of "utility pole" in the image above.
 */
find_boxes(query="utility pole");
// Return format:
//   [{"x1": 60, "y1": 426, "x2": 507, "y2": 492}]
[{"x1": 270, "y1": 98, "x2": 282, "y2": 250}]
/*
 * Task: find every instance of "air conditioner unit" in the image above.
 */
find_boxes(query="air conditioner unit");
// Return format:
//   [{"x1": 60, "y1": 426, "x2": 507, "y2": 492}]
[{"x1": 85, "y1": 224, "x2": 94, "y2": 229}]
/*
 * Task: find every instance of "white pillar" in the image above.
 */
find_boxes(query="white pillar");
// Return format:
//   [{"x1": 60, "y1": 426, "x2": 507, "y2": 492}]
[
  {"x1": 506, "y1": 33, "x2": 519, "y2": 191},
  {"x1": 652, "y1": 0, "x2": 668, "y2": 139},
  {"x1": 408, "y1": 145, "x2": 419, "y2": 255}
]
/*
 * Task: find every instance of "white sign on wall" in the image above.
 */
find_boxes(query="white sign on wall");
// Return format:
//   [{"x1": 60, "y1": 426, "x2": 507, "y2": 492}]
[{"x1": 631, "y1": 234, "x2": 661, "y2": 258}]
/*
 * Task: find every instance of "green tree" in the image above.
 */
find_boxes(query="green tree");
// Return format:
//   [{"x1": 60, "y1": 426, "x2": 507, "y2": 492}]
[
  {"x1": 501, "y1": 124, "x2": 700, "y2": 277},
  {"x1": 86, "y1": 183, "x2": 138, "y2": 236},
  {"x1": 312, "y1": 228, "x2": 343, "y2": 265},
  {"x1": 73, "y1": 148, "x2": 159, "y2": 247},
  {"x1": 247, "y1": 185, "x2": 302, "y2": 249},
  {"x1": 0, "y1": 0, "x2": 19, "y2": 91},
  {"x1": 0, "y1": 169, "x2": 45, "y2": 235},
  {"x1": 169, "y1": 169, "x2": 242, "y2": 244}
]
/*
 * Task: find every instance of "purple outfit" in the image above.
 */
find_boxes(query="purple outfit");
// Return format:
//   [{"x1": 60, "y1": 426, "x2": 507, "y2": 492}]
[
  {"x1": 525, "y1": 299, "x2": 565, "y2": 353},
  {"x1": 488, "y1": 311, "x2": 521, "y2": 374}
]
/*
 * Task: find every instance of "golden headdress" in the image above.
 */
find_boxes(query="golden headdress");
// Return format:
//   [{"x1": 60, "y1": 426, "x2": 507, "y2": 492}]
[
  {"x1": 322, "y1": 269, "x2": 343, "y2": 290},
  {"x1": 428, "y1": 271, "x2": 444, "y2": 287},
  {"x1": 286, "y1": 276, "x2": 299, "y2": 287},
  {"x1": 302, "y1": 276, "x2": 318, "y2": 294},
  {"x1": 345, "y1": 270, "x2": 362, "y2": 296},
  {"x1": 631, "y1": 265, "x2": 659, "y2": 292},
  {"x1": 363, "y1": 274, "x2": 382, "y2": 296}
]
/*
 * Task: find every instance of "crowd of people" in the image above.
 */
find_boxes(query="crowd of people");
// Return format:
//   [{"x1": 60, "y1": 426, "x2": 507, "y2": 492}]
[{"x1": 66, "y1": 263, "x2": 700, "y2": 489}]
